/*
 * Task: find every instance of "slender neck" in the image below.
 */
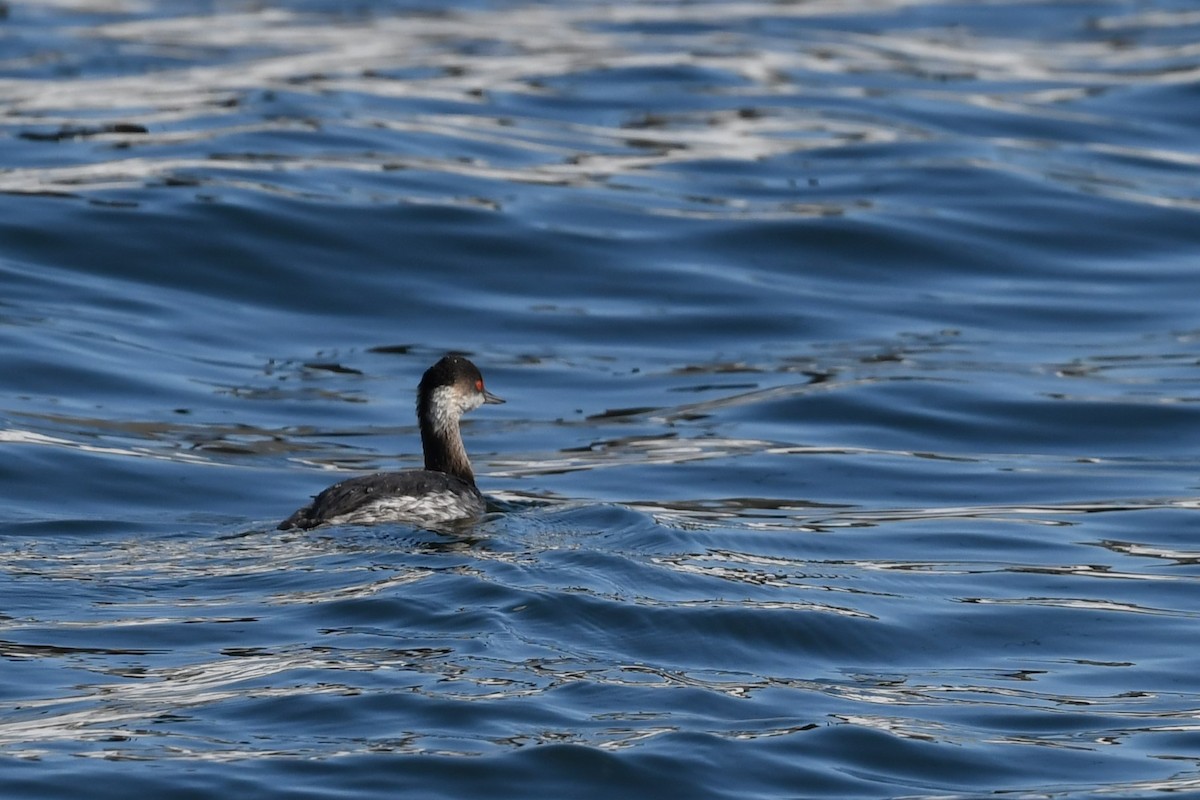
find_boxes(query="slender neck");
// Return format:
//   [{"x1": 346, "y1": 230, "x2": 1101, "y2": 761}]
[{"x1": 418, "y1": 388, "x2": 476, "y2": 485}]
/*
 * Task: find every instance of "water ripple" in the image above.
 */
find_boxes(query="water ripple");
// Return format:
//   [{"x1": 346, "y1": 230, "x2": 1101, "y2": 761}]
[
  {"x1": 3, "y1": 1, "x2": 1200, "y2": 798},
  {"x1": 4, "y1": 1, "x2": 1199, "y2": 220}
]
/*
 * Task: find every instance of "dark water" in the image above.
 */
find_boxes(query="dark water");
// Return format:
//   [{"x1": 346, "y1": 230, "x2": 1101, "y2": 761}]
[{"x1": 2, "y1": 0, "x2": 1199, "y2": 797}]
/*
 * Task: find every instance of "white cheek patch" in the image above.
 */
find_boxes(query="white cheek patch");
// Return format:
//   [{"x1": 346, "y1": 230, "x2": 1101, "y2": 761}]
[
  {"x1": 462, "y1": 390, "x2": 484, "y2": 413},
  {"x1": 429, "y1": 383, "x2": 484, "y2": 423}
]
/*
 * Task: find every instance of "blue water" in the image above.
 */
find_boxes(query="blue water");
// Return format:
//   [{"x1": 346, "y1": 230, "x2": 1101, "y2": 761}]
[{"x1": 2, "y1": 0, "x2": 1199, "y2": 797}]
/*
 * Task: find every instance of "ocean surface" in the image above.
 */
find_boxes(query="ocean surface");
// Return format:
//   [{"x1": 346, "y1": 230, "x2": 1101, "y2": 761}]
[{"x1": 1, "y1": 0, "x2": 1199, "y2": 797}]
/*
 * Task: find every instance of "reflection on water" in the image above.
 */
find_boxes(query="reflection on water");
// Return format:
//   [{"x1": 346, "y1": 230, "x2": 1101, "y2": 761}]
[
  {"x1": 2, "y1": 500, "x2": 1195, "y2": 764},
  {"x1": 4, "y1": 1, "x2": 1199, "y2": 216}
]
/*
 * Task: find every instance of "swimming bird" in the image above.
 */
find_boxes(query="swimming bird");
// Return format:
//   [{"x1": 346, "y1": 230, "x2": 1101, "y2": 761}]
[{"x1": 278, "y1": 355, "x2": 503, "y2": 529}]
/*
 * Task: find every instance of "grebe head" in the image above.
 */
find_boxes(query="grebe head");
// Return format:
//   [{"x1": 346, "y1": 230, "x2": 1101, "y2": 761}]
[{"x1": 418, "y1": 355, "x2": 504, "y2": 429}]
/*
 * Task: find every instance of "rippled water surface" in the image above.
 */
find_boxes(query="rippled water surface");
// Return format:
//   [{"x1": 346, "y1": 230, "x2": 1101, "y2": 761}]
[{"x1": 2, "y1": 0, "x2": 1199, "y2": 797}]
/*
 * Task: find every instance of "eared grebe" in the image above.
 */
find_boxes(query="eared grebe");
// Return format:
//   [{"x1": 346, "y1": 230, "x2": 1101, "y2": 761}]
[{"x1": 278, "y1": 355, "x2": 503, "y2": 530}]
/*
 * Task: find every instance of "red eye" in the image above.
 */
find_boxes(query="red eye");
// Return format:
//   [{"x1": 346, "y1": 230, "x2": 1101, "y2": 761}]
[{"x1": 475, "y1": 379, "x2": 484, "y2": 392}]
